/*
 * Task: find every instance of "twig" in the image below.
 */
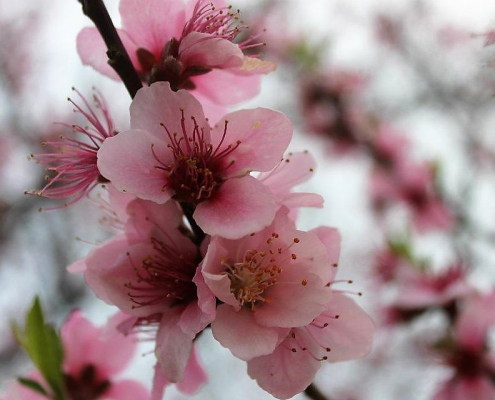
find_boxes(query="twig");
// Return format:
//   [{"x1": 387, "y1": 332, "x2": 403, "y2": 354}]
[
  {"x1": 77, "y1": 0, "x2": 142, "y2": 98},
  {"x1": 180, "y1": 202, "x2": 206, "y2": 246},
  {"x1": 304, "y1": 383, "x2": 328, "y2": 400}
]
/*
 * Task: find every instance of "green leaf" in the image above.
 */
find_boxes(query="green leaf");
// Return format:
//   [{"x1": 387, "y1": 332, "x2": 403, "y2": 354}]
[
  {"x1": 388, "y1": 237, "x2": 414, "y2": 261},
  {"x1": 290, "y1": 40, "x2": 322, "y2": 70},
  {"x1": 13, "y1": 297, "x2": 66, "y2": 400},
  {"x1": 17, "y1": 377, "x2": 49, "y2": 397}
]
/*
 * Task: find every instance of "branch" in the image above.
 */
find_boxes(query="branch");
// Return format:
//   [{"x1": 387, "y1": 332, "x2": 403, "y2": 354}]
[
  {"x1": 180, "y1": 202, "x2": 206, "y2": 246},
  {"x1": 78, "y1": 0, "x2": 142, "y2": 98},
  {"x1": 304, "y1": 383, "x2": 328, "y2": 400}
]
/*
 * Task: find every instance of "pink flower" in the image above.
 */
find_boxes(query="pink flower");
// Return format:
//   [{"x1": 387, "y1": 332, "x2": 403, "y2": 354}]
[
  {"x1": 300, "y1": 70, "x2": 365, "y2": 154},
  {"x1": 247, "y1": 294, "x2": 374, "y2": 399},
  {"x1": 393, "y1": 264, "x2": 473, "y2": 310},
  {"x1": 77, "y1": 198, "x2": 215, "y2": 383},
  {"x1": 397, "y1": 163, "x2": 454, "y2": 232},
  {"x1": 370, "y1": 125, "x2": 410, "y2": 169},
  {"x1": 201, "y1": 207, "x2": 339, "y2": 361},
  {"x1": 373, "y1": 246, "x2": 407, "y2": 284},
  {"x1": 27, "y1": 88, "x2": 115, "y2": 208},
  {"x1": 2, "y1": 311, "x2": 149, "y2": 400},
  {"x1": 370, "y1": 159, "x2": 453, "y2": 232},
  {"x1": 77, "y1": 0, "x2": 275, "y2": 109},
  {"x1": 433, "y1": 292, "x2": 495, "y2": 400},
  {"x1": 97, "y1": 82, "x2": 292, "y2": 239}
]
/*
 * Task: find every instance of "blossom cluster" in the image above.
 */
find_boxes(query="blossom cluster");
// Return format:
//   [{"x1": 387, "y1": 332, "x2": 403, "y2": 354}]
[
  {"x1": 9, "y1": 0, "x2": 375, "y2": 399},
  {"x1": 271, "y1": 8, "x2": 495, "y2": 398}
]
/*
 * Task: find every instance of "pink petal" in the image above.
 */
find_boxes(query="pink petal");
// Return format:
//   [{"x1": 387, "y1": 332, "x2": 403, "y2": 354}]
[
  {"x1": 98, "y1": 243, "x2": 167, "y2": 317},
  {"x1": 307, "y1": 293, "x2": 374, "y2": 362},
  {"x1": 275, "y1": 225, "x2": 336, "y2": 285},
  {"x1": 414, "y1": 200, "x2": 454, "y2": 233},
  {"x1": 119, "y1": 0, "x2": 185, "y2": 52},
  {"x1": 155, "y1": 308, "x2": 194, "y2": 382},
  {"x1": 107, "y1": 183, "x2": 137, "y2": 224},
  {"x1": 176, "y1": 346, "x2": 208, "y2": 394},
  {"x1": 61, "y1": 311, "x2": 101, "y2": 376},
  {"x1": 434, "y1": 377, "x2": 495, "y2": 400},
  {"x1": 130, "y1": 82, "x2": 210, "y2": 141},
  {"x1": 62, "y1": 311, "x2": 137, "y2": 378},
  {"x1": 77, "y1": 27, "x2": 139, "y2": 80},
  {"x1": 201, "y1": 241, "x2": 239, "y2": 307},
  {"x1": 281, "y1": 192, "x2": 324, "y2": 208},
  {"x1": 193, "y1": 265, "x2": 217, "y2": 318},
  {"x1": 211, "y1": 304, "x2": 286, "y2": 361},
  {"x1": 191, "y1": 90, "x2": 228, "y2": 125},
  {"x1": 258, "y1": 151, "x2": 318, "y2": 194},
  {"x1": 191, "y1": 69, "x2": 261, "y2": 106},
  {"x1": 91, "y1": 313, "x2": 139, "y2": 376},
  {"x1": 210, "y1": 108, "x2": 293, "y2": 176},
  {"x1": 97, "y1": 129, "x2": 174, "y2": 203},
  {"x1": 194, "y1": 176, "x2": 276, "y2": 239},
  {"x1": 178, "y1": 302, "x2": 212, "y2": 339},
  {"x1": 247, "y1": 339, "x2": 320, "y2": 400},
  {"x1": 151, "y1": 363, "x2": 169, "y2": 400},
  {"x1": 254, "y1": 273, "x2": 331, "y2": 328},
  {"x1": 179, "y1": 32, "x2": 243, "y2": 69},
  {"x1": 178, "y1": 269, "x2": 217, "y2": 336},
  {"x1": 310, "y1": 226, "x2": 341, "y2": 269},
  {"x1": 455, "y1": 291, "x2": 495, "y2": 352},
  {"x1": 67, "y1": 258, "x2": 86, "y2": 274},
  {"x1": 84, "y1": 235, "x2": 130, "y2": 304},
  {"x1": 105, "y1": 379, "x2": 150, "y2": 400},
  {"x1": 124, "y1": 198, "x2": 184, "y2": 243}
]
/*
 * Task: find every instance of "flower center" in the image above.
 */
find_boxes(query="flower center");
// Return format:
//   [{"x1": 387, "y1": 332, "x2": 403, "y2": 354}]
[
  {"x1": 222, "y1": 232, "x2": 301, "y2": 311},
  {"x1": 125, "y1": 237, "x2": 198, "y2": 309},
  {"x1": 223, "y1": 249, "x2": 282, "y2": 311},
  {"x1": 153, "y1": 111, "x2": 240, "y2": 205},
  {"x1": 64, "y1": 364, "x2": 110, "y2": 400}
]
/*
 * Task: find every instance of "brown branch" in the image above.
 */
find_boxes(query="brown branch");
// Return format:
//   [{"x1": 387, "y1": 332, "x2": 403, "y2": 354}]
[
  {"x1": 180, "y1": 202, "x2": 206, "y2": 246},
  {"x1": 304, "y1": 383, "x2": 328, "y2": 400},
  {"x1": 77, "y1": 0, "x2": 142, "y2": 98}
]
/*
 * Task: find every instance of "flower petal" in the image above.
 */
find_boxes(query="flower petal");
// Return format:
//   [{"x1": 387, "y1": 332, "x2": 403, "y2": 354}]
[
  {"x1": 77, "y1": 27, "x2": 139, "y2": 80},
  {"x1": 119, "y1": 0, "x2": 186, "y2": 52},
  {"x1": 191, "y1": 68, "x2": 261, "y2": 106},
  {"x1": 130, "y1": 82, "x2": 210, "y2": 141},
  {"x1": 247, "y1": 339, "x2": 320, "y2": 400},
  {"x1": 176, "y1": 346, "x2": 208, "y2": 394},
  {"x1": 84, "y1": 235, "x2": 130, "y2": 304},
  {"x1": 105, "y1": 380, "x2": 150, "y2": 400},
  {"x1": 211, "y1": 304, "x2": 287, "y2": 361},
  {"x1": 97, "y1": 129, "x2": 174, "y2": 203},
  {"x1": 210, "y1": 108, "x2": 293, "y2": 175},
  {"x1": 155, "y1": 308, "x2": 194, "y2": 382},
  {"x1": 307, "y1": 293, "x2": 374, "y2": 362},
  {"x1": 179, "y1": 32, "x2": 243, "y2": 69},
  {"x1": 258, "y1": 151, "x2": 318, "y2": 194},
  {"x1": 254, "y1": 273, "x2": 331, "y2": 328},
  {"x1": 98, "y1": 242, "x2": 167, "y2": 317},
  {"x1": 194, "y1": 176, "x2": 276, "y2": 239}
]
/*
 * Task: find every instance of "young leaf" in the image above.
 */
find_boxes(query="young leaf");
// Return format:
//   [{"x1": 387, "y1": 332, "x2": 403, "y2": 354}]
[
  {"x1": 13, "y1": 297, "x2": 66, "y2": 400},
  {"x1": 17, "y1": 377, "x2": 49, "y2": 398}
]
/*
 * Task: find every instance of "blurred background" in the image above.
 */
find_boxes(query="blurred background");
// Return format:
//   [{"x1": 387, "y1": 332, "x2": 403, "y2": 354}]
[{"x1": 2, "y1": 0, "x2": 495, "y2": 398}]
